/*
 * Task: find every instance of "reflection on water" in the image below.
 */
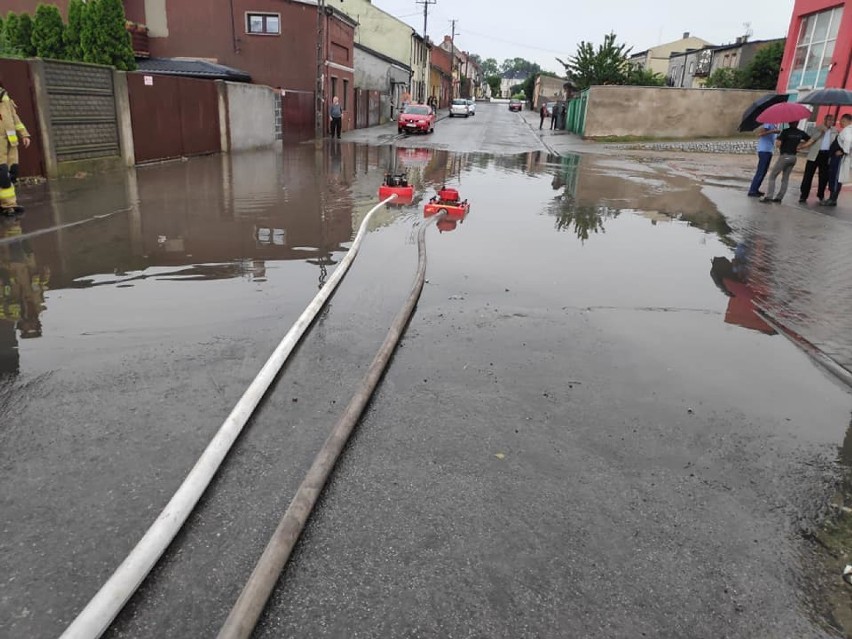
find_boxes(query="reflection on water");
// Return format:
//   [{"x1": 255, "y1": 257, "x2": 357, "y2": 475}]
[
  {"x1": 710, "y1": 242, "x2": 776, "y2": 336},
  {"x1": 0, "y1": 218, "x2": 49, "y2": 377},
  {"x1": 544, "y1": 152, "x2": 733, "y2": 241},
  {"x1": 0, "y1": 143, "x2": 813, "y2": 381}
]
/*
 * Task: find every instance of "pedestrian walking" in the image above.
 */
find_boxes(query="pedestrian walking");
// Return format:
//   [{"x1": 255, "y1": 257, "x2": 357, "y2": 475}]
[
  {"x1": 550, "y1": 103, "x2": 558, "y2": 130},
  {"x1": 761, "y1": 121, "x2": 810, "y2": 203},
  {"x1": 799, "y1": 114, "x2": 836, "y2": 203},
  {"x1": 0, "y1": 75, "x2": 31, "y2": 216},
  {"x1": 747, "y1": 122, "x2": 779, "y2": 197},
  {"x1": 539, "y1": 102, "x2": 547, "y2": 130},
  {"x1": 329, "y1": 96, "x2": 343, "y2": 139},
  {"x1": 823, "y1": 113, "x2": 852, "y2": 207}
]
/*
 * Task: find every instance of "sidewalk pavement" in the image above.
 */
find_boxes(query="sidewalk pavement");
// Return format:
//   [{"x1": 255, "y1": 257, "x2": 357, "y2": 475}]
[{"x1": 520, "y1": 106, "x2": 852, "y2": 387}]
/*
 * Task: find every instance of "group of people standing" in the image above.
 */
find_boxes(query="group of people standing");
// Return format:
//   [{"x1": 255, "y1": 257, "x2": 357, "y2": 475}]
[
  {"x1": 539, "y1": 102, "x2": 566, "y2": 131},
  {"x1": 749, "y1": 112, "x2": 852, "y2": 207}
]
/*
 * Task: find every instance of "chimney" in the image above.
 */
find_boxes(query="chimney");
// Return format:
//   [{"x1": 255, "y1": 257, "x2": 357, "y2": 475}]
[
  {"x1": 683, "y1": 31, "x2": 690, "y2": 39},
  {"x1": 444, "y1": 35, "x2": 452, "y2": 43}
]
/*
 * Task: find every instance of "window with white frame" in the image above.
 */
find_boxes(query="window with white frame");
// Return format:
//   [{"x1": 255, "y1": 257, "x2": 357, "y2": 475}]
[
  {"x1": 246, "y1": 12, "x2": 280, "y2": 35},
  {"x1": 788, "y1": 6, "x2": 843, "y2": 90}
]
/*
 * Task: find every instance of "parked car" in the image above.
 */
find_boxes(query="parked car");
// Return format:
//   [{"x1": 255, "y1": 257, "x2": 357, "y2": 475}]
[
  {"x1": 509, "y1": 99, "x2": 523, "y2": 112},
  {"x1": 466, "y1": 99, "x2": 476, "y2": 116},
  {"x1": 398, "y1": 104, "x2": 435, "y2": 134},
  {"x1": 449, "y1": 98, "x2": 470, "y2": 118}
]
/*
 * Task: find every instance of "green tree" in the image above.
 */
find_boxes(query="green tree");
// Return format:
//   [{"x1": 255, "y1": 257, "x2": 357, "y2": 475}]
[
  {"x1": 741, "y1": 40, "x2": 784, "y2": 90},
  {"x1": 7, "y1": 11, "x2": 36, "y2": 57},
  {"x1": 82, "y1": 0, "x2": 136, "y2": 70},
  {"x1": 3, "y1": 13, "x2": 20, "y2": 56},
  {"x1": 64, "y1": 0, "x2": 86, "y2": 61},
  {"x1": 500, "y1": 57, "x2": 541, "y2": 77},
  {"x1": 624, "y1": 65, "x2": 666, "y2": 87},
  {"x1": 705, "y1": 67, "x2": 747, "y2": 89},
  {"x1": 486, "y1": 74, "x2": 501, "y2": 97},
  {"x1": 480, "y1": 57, "x2": 499, "y2": 78},
  {"x1": 0, "y1": 15, "x2": 22, "y2": 58},
  {"x1": 560, "y1": 32, "x2": 631, "y2": 90},
  {"x1": 32, "y1": 4, "x2": 66, "y2": 59}
]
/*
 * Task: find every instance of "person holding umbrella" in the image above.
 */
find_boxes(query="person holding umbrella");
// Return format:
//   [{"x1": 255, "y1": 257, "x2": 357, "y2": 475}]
[
  {"x1": 823, "y1": 113, "x2": 852, "y2": 207},
  {"x1": 747, "y1": 122, "x2": 779, "y2": 197},
  {"x1": 751, "y1": 101, "x2": 812, "y2": 203},
  {"x1": 761, "y1": 120, "x2": 810, "y2": 203},
  {"x1": 740, "y1": 93, "x2": 788, "y2": 197},
  {"x1": 797, "y1": 89, "x2": 852, "y2": 207},
  {"x1": 798, "y1": 113, "x2": 836, "y2": 203}
]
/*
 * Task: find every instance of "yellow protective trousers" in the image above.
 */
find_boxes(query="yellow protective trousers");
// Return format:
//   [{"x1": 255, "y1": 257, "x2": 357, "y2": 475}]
[{"x1": 0, "y1": 141, "x2": 18, "y2": 209}]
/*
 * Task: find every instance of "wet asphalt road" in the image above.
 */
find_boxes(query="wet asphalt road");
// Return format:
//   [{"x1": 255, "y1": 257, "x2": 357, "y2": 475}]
[{"x1": 1, "y1": 103, "x2": 851, "y2": 638}]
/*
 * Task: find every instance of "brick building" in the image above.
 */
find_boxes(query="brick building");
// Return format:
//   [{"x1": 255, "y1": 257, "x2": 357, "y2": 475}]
[
  {"x1": 6, "y1": 0, "x2": 356, "y2": 135},
  {"x1": 429, "y1": 44, "x2": 452, "y2": 108}
]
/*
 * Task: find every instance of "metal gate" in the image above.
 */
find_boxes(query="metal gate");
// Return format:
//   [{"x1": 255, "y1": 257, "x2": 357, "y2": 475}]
[
  {"x1": 354, "y1": 89, "x2": 368, "y2": 129},
  {"x1": 566, "y1": 90, "x2": 589, "y2": 136},
  {"x1": 128, "y1": 73, "x2": 220, "y2": 163},
  {"x1": 282, "y1": 90, "x2": 315, "y2": 142},
  {"x1": 368, "y1": 90, "x2": 380, "y2": 127}
]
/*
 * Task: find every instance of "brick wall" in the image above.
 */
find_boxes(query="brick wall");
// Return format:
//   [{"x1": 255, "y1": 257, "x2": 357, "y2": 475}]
[{"x1": 43, "y1": 61, "x2": 120, "y2": 162}]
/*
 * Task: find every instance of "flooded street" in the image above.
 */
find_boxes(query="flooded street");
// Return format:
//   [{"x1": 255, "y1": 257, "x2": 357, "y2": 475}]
[{"x1": 2, "y1": 103, "x2": 851, "y2": 638}]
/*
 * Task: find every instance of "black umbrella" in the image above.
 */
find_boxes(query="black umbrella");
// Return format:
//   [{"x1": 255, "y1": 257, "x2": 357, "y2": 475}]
[
  {"x1": 798, "y1": 88, "x2": 852, "y2": 106},
  {"x1": 738, "y1": 93, "x2": 789, "y2": 132}
]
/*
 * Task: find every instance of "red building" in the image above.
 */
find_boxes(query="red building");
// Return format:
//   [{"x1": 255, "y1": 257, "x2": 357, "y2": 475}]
[
  {"x1": 429, "y1": 44, "x2": 453, "y2": 108},
  {"x1": 777, "y1": 0, "x2": 852, "y2": 116},
  {"x1": 5, "y1": 0, "x2": 356, "y2": 135}
]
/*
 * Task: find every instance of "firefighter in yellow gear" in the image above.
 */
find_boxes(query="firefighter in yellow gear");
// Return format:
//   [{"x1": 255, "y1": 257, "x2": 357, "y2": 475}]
[{"x1": 0, "y1": 74, "x2": 32, "y2": 215}]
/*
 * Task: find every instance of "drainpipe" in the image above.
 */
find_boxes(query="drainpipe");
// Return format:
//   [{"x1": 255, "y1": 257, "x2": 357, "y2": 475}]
[{"x1": 228, "y1": 0, "x2": 240, "y2": 53}]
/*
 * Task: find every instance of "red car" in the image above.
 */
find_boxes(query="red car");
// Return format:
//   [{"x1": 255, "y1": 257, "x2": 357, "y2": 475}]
[
  {"x1": 398, "y1": 104, "x2": 435, "y2": 134},
  {"x1": 509, "y1": 99, "x2": 523, "y2": 112}
]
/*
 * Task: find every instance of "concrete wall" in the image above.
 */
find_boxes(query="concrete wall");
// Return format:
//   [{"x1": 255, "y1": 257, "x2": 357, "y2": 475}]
[
  {"x1": 582, "y1": 86, "x2": 769, "y2": 138},
  {"x1": 224, "y1": 82, "x2": 277, "y2": 151},
  {"x1": 26, "y1": 59, "x2": 134, "y2": 177}
]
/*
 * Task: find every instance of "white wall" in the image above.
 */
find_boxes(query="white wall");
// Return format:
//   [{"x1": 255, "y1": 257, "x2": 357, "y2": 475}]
[{"x1": 225, "y1": 82, "x2": 277, "y2": 151}]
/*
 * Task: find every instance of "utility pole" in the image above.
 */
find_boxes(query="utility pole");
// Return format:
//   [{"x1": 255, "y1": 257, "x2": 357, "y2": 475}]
[
  {"x1": 416, "y1": 0, "x2": 436, "y2": 103},
  {"x1": 315, "y1": 0, "x2": 326, "y2": 142},
  {"x1": 416, "y1": 0, "x2": 436, "y2": 39},
  {"x1": 450, "y1": 19, "x2": 457, "y2": 98}
]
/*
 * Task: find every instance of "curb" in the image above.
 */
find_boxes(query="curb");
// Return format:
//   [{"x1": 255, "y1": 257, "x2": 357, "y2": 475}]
[
  {"x1": 518, "y1": 112, "x2": 561, "y2": 157},
  {"x1": 755, "y1": 304, "x2": 852, "y2": 392}
]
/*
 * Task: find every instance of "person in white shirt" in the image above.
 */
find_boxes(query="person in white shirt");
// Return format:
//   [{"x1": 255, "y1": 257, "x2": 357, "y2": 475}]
[
  {"x1": 799, "y1": 114, "x2": 837, "y2": 203},
  {"x1": 824, "y1": 114, "x2": 851, "y2": 206}
]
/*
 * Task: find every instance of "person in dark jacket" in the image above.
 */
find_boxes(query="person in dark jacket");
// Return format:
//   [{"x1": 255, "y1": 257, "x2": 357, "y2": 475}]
[{"x1": 539, "y1": 103, "x2": 547, "y2": 130}]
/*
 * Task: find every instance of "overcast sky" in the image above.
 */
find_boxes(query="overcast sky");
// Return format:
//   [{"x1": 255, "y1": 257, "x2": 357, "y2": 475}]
[{"x1": 369, "y1": 0, "x2": 795, "y2": 73}]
